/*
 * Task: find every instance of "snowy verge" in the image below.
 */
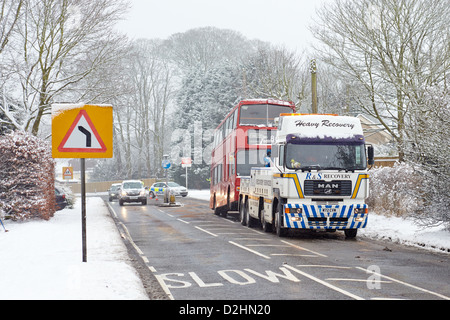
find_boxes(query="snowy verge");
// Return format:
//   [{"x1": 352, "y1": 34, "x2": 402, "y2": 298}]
[
  {"x1": 359, "y1": 214, "x2": 450, "y2": 254},
  {"x1": 189, "y1": 190, "x2": 450, "y2": 254},
  {"x1": 0, "y1": 197, "x2": 149, "y2": 300}
]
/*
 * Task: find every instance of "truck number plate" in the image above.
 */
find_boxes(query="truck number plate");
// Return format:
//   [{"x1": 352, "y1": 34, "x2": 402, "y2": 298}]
[{"x1": 321, "y1": 208, "x2": 338, "y2": 213}]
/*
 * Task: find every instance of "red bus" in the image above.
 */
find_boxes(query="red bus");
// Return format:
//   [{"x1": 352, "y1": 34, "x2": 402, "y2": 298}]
[{"x1": 210, "y1": 99, "x2": 296, "y2": 216}]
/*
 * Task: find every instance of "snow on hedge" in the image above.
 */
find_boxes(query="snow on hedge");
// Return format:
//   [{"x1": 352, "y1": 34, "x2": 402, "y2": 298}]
[{"x1": 0, "y1": 131, "x2": 55, "y2": 220}]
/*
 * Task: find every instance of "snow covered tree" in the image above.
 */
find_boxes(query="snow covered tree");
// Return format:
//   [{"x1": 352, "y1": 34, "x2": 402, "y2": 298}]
[
  {"x1": 3, "y1": 0, "x2": 128, "y2": 135},
  {"x1": 171, "y1": 62, "x2": 243, "y2": 188},
  {"x1": 311, "y1": 0, "x2": 450, "y2": 160},
  {"x1": 165, "y1": 27, "x2": 249, "y2": 73},
  {"x1": 0, "y1": 131, "x2": 55, "y2": 220},
  {"x1": 0, "y1": 0, "x2": 23, "y2": 55},
  {"x1": 404, "y1": 85, "x2": 450, "y2": 228},
  {"x1": 242, "y1": 45, "x2": 308, "y2": 108}
]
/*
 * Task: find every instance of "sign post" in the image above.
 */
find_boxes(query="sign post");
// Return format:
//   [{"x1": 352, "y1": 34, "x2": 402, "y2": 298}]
[
  {"x1": 52, "y1": 104, "x2": 113, "y2": 262},
  {"x1": 162, "y1": 155, "x2": 171, "y2": 204},
  {"x1": 181, "y1": 157, "x2": 192, "y2": 189}
]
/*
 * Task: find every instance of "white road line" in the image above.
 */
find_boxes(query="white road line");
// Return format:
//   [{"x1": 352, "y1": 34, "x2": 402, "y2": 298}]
[
  {"x1": 223, "y1": 218, "x2": 237, "y2": 224},
  {"x1": 195, "y1": 226, "x2": 218, "y2": 237},
  {"x1": 234, "y1": 238, "x2": 271, "y2": 241},
  {"x1": 326, "y1": 278, "x2": 392, "y2": 284},
  {"x1": 154, "y1": 275, "x2": 175, "y2": 300},
  {"x1": 271, "y1": 254, "x2": 318, "y2": 257},
  {"x1": 281, "y1": 240, "x2": 328, "y2": 258},
  {"x1": 228, "y1": 241, "x2": 271, "y2": 260},
  {"x1": 297, "y1": 265, "x2": 352, "y2": 269},
  {"x1": 247, "y1": 244, "x2": 291, "y2": 248},
  {"x1": 355, "y1": 266, "x2": 450, "y2": 300},
  {"x1": 284, "y1": 265, "x2": 365, "y2": 300},
  {"x1": 177, "y1": 218, "x2": 190, "y2": 224}
]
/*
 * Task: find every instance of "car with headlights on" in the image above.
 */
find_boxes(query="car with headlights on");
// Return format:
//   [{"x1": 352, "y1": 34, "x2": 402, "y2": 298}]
[
  {"x1": 118, "y1": 180, "x2": 147, "y2": 206},
  {"x1": 108, "y1": 183, "x2": 122, "y2": 202}
]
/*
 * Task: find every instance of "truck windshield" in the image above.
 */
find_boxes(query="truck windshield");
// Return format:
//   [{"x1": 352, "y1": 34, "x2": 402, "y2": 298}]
[{"x1": 285, "y1": 143, "x2": 367, "y2": 171}]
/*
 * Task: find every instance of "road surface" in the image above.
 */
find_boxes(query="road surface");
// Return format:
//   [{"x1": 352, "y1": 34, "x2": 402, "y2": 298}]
[{"x1": 106, "y1": 196, "x2": 450, "y2": 301}]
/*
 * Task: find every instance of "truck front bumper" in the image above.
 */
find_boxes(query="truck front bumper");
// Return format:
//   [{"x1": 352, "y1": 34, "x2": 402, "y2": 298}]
[{"x1": 283, "y1": 203, "x2": 368, "y2": 230}]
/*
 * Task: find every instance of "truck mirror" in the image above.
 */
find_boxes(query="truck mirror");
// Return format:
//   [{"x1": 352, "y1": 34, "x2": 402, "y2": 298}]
[
  {"x1": 367, "y1": 145, "x2": 375, "y2": 166},
  {"x1": 271, "y1": 144, "x2": 278, "y2": 158}
]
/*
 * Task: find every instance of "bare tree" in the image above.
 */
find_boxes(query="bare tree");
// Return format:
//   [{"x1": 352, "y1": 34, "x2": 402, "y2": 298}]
[
  {"x1": 8, "y1": 0, "x2": 129, "y2": 136},
  {"x1": 0, "y1": 0, "x2": 23, "y2": 55},
  {"x1": 311, "y1": 0, "x2": 450, "y2": 160}
]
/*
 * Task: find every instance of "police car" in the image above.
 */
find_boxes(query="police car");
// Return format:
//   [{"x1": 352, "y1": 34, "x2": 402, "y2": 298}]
[{"x1": 149, "y1": 182, "x2": 188, "y2": 198}]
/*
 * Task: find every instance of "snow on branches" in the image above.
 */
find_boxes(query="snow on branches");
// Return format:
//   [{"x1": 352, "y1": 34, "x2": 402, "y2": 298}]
[{"x1": 0, "y1": 131, "x2": 55, "y2": 220}]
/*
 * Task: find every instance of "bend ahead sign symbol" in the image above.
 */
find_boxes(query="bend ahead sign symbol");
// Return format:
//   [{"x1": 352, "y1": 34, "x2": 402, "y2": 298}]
[
  {"x1": 78, "y1": 126, "x2": 92, "y2": 148},
  {"x1": 57, "y1": 110, "x2": 106, "y2": 153}
]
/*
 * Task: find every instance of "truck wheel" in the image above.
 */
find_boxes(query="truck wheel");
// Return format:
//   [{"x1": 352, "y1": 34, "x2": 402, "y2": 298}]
[
  {"x1": 344, "y1": 229, "x2": 357, "y2": 239},
  {"x1": 275, "y1": 205, "x2": 287, "y2": 237},
  {"x1": 261, "y1": 211, "x2": 272, "y2": 232},
  {"x1": 245, "y1": 201, "x2": 257, "y2": 228},
  {"x1": 239, "y1": 200, "x2": 247, "y2": 226}
]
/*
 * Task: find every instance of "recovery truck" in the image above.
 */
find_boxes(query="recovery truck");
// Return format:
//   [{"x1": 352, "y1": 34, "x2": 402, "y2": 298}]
[{"x1": 239, "y1": 113, "x2": 374, "y2": 238}]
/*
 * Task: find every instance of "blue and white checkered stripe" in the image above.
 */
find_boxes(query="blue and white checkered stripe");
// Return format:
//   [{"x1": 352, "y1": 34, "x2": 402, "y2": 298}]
[{"x1": 283, "y1": 203, "x2": 368, "y2": 230}]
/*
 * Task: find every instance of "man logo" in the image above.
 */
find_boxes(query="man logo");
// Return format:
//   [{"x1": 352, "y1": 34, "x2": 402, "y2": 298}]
[{"x1": 317, "y1": 184, "x2": 339, "y2": 189}]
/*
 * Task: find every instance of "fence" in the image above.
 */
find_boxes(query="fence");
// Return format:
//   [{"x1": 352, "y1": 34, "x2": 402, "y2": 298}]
[{"x1": 373, "y1": 156, "x2": 399, "y2": 168}]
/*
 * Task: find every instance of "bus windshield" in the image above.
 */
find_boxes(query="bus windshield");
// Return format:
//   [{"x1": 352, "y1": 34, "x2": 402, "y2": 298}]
[
  {"x1": 285, "y1": 143, "x2": 367, "y2": 171},
  {"x1": 240, "y1": 104, "x2": 293, "y2": 126}
]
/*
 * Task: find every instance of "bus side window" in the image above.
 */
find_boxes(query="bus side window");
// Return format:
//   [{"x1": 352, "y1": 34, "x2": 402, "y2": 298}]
[{"x1": 233, "y1": 109, "x2": 238, "y2": 129}]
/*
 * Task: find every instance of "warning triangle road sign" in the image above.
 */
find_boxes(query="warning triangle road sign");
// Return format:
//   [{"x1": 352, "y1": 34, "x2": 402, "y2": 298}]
[{"x1": 58, "y1": 110, "x2": 107, "y2": 153}]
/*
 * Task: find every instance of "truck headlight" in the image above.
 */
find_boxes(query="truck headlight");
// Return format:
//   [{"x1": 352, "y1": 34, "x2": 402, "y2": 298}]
[{"x1": 354, "y1": 208, "x2": 368, "y2": 214}]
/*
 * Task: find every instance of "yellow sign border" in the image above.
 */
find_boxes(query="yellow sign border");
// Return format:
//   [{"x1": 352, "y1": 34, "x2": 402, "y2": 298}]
[{"x1": 52, "y1": 104, "x2": 113, "y2": 159}]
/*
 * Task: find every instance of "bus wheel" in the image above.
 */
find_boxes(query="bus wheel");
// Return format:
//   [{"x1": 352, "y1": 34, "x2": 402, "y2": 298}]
[{"x1": 213, "y1": 195, "x2": 220, "y2": 216}]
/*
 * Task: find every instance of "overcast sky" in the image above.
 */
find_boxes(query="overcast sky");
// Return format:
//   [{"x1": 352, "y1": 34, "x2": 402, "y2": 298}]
[{"x1": 116, "y1": 0, "x2": 331, "y2": 52}]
